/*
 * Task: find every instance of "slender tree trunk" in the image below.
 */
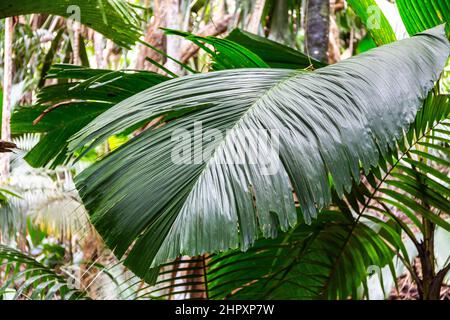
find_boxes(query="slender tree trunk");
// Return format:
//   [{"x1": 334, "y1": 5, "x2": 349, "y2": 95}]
[
  {"x1": 418, "y1": 218, "x2": 440, "y2": 299},
  {"x1": 94, "y1": 32, "x2": 105, "y2": 69},
  {"x1": 71, "y1": 21, "x2": 81, "y2": 65},
  {"x1": 246, "y1": 0, "x2": 265, "y2": 34},
  {"x1": 305, "y1": 0, "x2": 330, "y2": 63},
  {"x1": 135, "y1": 0, "x2": 167, "y2": 72},
  {"x1": 268, "y1": 0, "x2": 289, "y2": 44},
  {"x1": 328, "y1": 1, "x2": 342, "y2": 64},
  {"x1": 164, "y1": 0, "x2": 182, "y2": 75},
  {"x1": 1, "y1": 17, "x2": 14, "y2": 183}
]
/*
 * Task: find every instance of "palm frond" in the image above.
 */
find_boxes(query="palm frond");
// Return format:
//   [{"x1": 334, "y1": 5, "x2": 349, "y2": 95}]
[
  {"x1": 65, "y1": 26, "x2": 450, "y2": 282},
  {"x1": 0, "y1": 0, "x2": 141, "y2": 48},
  {"x1": 164, "y1": 29, "x2": 269, "y2": 70},
  {"x1": 12, "y1": 65, "x2": 169, "y2": 168},
  {"x1": 1, "y1": 133, "x2": 89, "y2": 239},
  {"x1": 150, "y1": 94, "x2": 450, "y2": 300},
  {"x1": 347, "y1": 0, "x2": 397, "y2": 45},
  {"x1": 225, "y1": 28, "x2": 326, "y2": 69},
  {"x1": 397, "y1": 0, "x2": 450, "y2": 35},
  {"x1": 0, "y1": 245, "x2": 87, "y2": 300},
  {"x1": 165, "y1": 28, "x2": 326, "y2": 71}
]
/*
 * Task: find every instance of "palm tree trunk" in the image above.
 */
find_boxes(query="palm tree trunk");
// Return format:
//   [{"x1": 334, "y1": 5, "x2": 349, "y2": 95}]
[
  {"x1": 305, "y1": 0, "x2": 330, "y2": 63},
  {"x1": 1, "y1": 17, "x2": 14, "y2": 183}
]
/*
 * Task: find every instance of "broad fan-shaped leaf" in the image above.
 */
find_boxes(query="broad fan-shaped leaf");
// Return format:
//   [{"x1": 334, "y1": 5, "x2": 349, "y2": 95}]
[
  {"x1": 69, "y1": 26, "x2": 449, "y2": 281},
  {"x1": 0, "y1": 0, "x2": 141, "y2": 48},
  {"x1": 148, "y1": 211, "x2": 396, "y2": 300}
]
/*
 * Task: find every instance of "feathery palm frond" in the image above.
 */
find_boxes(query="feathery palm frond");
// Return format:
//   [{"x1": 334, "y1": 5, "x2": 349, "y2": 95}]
[
  {"x1": 0, "y1": 133, "x2": 89, "y2": 239},
  {"x1": 0, "y1": 245, "x2": 87, "y2": 300},
  {"x1": 148, "y1": 211, "x2": 395, "y2": 300},
  {"x1": 225, "y1": 28, "x2": 327, "y2": 69}
]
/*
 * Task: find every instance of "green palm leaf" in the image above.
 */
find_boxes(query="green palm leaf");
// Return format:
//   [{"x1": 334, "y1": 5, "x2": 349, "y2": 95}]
[
  {"x1": 12, "y1": 65, "x2": 168, "y2": 168},
  {"x1": 0, "y1": 0, "x2": 141, "y2": 48},
  {"x1": 225, "y1": 28, "x2": 327, "y2": 69},
  {"x1": 206, "y1": 211, "x2": 395, "y2": 300},
  {"x1": 0, "y1": 245, "x2": 87, "y2": 300},
  {"x1": 149, "y1": 94, "x2": 450, "y2": 300},
  {"x1": 69, "y1": 26, "x2": 449, "y2": 282},
  {"x1": 397, "y1": 0, "x2": 450, "y2": 35},
  {"x1": 164, "y1": 29, "x2": 269, "y2": 70},
  {"x1": 347, "y1": 0, "x2": 397, "y2": 45},
  {"x1": 147, "y1": 210, "x2": 394, "y2": 300}
]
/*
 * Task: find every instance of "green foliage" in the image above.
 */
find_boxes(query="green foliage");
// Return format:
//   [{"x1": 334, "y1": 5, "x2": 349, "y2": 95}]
[
  {"x1": 0, "y1": 0, "x2": 142, "y2": 48},
  {"x1": 397, "y1": 0, "x2": 450, "y2": 35},
  {"x1": 12, "y1": 65, "x2": 168, "y2": 168},
  {"x1": 0, "y1": 245, "x2": 87, "y2": 300},
  {"x1": 225, "y1": 29, "x2": 326, "y2": 69},
  {"x1": 5, "y1": 1, "x2": 450, "y2": 301},
  {"x1": 347, "y1": 0, "x2": 397, "y2": 45},
  {"x1": 164, "y1": 29, "x2": 269, "y2": 70},
  {"x1": 149, "y1": 211, "x2": 395, "y2": 300},
  {"x1": 207, "y1": 211, "x2": 395, "y2": 300},
  {"x1": 150, "y1": 94, "x2": 450, "y2": 300},
  {"x1": 66, "y1": 27, "x2": 449, "y2": 282}
]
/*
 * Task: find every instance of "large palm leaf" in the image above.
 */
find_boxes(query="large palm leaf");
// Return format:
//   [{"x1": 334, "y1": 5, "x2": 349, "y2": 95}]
[
  {"x1": 212, "y1": 94, "x2": 450, "y2": 300},
  {"x1": 136, "y1": 94, "x2": 450, "y2": 300},
  {"x1": 68, "y1": 26, "x2": 449, "y2": 282},
  {"x1": 224, "y1": 28, "x2": 326, "y2": 69},
  {"x1": 12, "y1": 65, "x2": 168, "y2": 168}
]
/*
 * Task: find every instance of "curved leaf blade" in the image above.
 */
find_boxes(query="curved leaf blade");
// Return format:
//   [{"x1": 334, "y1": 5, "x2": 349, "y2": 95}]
[
  {"x1": 397, "y1": 0, "x2": 450, "y2": 35},
  {"x1": 0, "y1": 0, "x2": 141, "y2": 48},
  {"x1": 70, "y1": 26, "x2": 449, "y2": 281},
  {"x1": 347, "y1": 0, "x2": 397, "y2": 45}
]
